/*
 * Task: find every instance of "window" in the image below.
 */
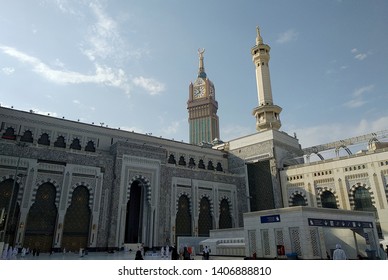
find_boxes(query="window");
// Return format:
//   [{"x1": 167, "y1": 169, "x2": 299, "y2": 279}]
[
  {"x1": 188, "y1": 158, "x2": 196, "y2": 168},
  {"x1": 54, "y1": 136, "x2": 66, "y2": 148},
  {"x1": 70, "y1": 138, "x2": 81, "y2": 150},
  {"x1": 198, "y1": 159, "x2": 205, "y2": 169},
  {"x1": 321, "y1": 191, "x2": 337, "y2": 209},
  {"x1": 20, "y1": 130, "x2": 33, "y2": 143},
  {"x1": 354, "y1": 187, "x2": 374, "y2": 211},
  {"x1": 2, "y1": 127, "x2": 16, "y2": 140},
  {"x1": 178, "y1": 156, "x2": 186, "y2": 166},
  {"x1": 38, "y1": 133, "x2": 50, "y2": 146},
  {"x1": 292, "y1": 194, "x2": 306, "y2": 206},
  {"x1": 168, "y1": 154, "x2": 176, "y2": 164},
  {"x1": 84, "y1": 140, "x2": 95, "y2": 152}
]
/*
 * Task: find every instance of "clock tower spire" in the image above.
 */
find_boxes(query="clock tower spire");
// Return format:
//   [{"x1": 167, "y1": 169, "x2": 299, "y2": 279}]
[
  {"x1": 251, "y1": 27, "x2": 282, "y2": 131},
  {"x1": 188, "y1": 49, "x2": 220, "y2": 145}
]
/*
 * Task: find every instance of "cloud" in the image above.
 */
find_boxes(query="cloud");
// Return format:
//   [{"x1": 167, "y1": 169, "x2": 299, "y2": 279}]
[
  {"x1": 276, "y1": 29, "x2": 298, "y2": 44},
  {"x1": 351, "y1": 48, "x2": 370, "y2": 61},
  {"x1": 160, "y1": 120, "x2": 185, "y2": 137},
  {"x1": 0, "y1": 45, "x2": 131, "y2": 93},
  {"x1": 221, "y1": 124, "x2": 256, "y2": 142},
  {"x1": 81, "y1": 2, "x2": 123, "y2": 62},
  {"x1": 344, "y1": 85, "x2": 374, "y2": 108},
  {"x1": 1, "y1": 67, "x2": 15, "y2": 75},
  {"x1": 132, "y1": 76, "x2": 165, "y2": 95}
]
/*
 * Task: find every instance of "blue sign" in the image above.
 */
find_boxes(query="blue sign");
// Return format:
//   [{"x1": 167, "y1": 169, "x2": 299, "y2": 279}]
[
  {"x1": 261, "y1": 214, "x2": 281, "y2": 223},
  {"x1": 308, "y1": 218, "x2": 373, "y2": 229}
]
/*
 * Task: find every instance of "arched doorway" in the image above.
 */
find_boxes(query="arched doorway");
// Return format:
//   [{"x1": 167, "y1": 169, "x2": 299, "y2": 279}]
[
  {"x1": 175, "y1": 195, "x2": 192, "y2": 241},
  {"x1": 24, "y1": 182, "x2": 57, "y2": 252},
  {"x1": 198, "y1": 197, "x2": 213, "y2": 237},
  {"x1": 62, "y1": 186, "x2": 91, "y2": 251},
  {"x1": 219, "y1": 198, "x2": 232, "y2": 229},
  {"x1": 124, "y1": 180, "x2": 151, "y2": 245},
  {"x1": 0, "y1": 179, "x2": 20, "y2": 245}
]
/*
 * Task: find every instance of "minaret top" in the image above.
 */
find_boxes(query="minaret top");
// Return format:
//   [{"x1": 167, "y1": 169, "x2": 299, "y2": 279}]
[
  {"x1": 197, "y1": 48, "x2": 207, "y2": 79},
  {"x1": 251, "y1": 27, "x2": 282, "y2": 132},
  {"x1": 256, "y1": 26, "x2": 263, "y2": 45}
]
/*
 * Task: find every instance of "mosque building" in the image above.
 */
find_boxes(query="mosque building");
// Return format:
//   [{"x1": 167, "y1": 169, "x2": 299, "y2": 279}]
[{"x1": 0, "y1": 27, "x2": 387, "y2": 259}]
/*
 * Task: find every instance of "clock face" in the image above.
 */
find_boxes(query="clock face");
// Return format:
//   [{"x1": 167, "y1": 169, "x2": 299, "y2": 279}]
[
  {"x1": 194, "y1": 86, "x2": 205, "y2": 98},
  {"x1": 209, "y1": 86, "x2": 214, "y2": 96}
]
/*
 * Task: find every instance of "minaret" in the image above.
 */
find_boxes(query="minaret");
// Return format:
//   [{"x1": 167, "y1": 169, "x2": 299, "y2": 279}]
[
  {"x1": 187, "y1": 49, "x2": 220, "y2": 145},
  {"x1": 251, "y1": 27, "x2": 282, "y2": 131}
]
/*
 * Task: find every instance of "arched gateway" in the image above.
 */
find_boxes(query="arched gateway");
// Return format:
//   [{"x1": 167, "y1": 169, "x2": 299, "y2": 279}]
[{"x1": 124, "y1": 176, "x2": 152, "y2": 246}]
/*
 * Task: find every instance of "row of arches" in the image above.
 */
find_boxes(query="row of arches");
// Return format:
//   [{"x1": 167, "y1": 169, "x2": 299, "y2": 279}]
[
  {"x1": 0, "y1": 179, "x2": 91, "y2": 252},
  {"x1": 289, "y1": 185, "x2": 383, "y2": 238},
  {"x1": 175, "y1": 195, "x2": 233, "y2": 239},
  {"x1": 289, "y1": 185, "x2": 377, "y2": 211},
  {"x1": 168, "y1": 154, "x2": 223, "y2": 171},
  {"x1": 2, "y1": 127, "x2": 96, "y2": 152}
]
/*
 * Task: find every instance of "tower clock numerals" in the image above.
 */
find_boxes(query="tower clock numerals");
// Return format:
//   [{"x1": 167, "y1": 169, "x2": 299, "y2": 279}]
[
  {"x1": 194, "y1": 86, "x2": 205, "y2": 98},
  {"x1": 209, "y1": 86, "x2": 214, "y2": 96}
]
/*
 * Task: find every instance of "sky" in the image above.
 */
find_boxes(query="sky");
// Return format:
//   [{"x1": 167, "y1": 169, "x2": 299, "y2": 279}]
[{"x1": 0, "y1": 0, "x2": 388, "y2": 149}]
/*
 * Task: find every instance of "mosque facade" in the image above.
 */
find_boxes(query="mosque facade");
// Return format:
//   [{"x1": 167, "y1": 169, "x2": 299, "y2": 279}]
[{"x1": 0, "y1": 28, "x2": 387, "y2": 256}]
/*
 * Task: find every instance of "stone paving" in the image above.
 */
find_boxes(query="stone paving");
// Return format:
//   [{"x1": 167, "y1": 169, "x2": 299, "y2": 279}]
[{"x1": 8, "y1": 250, "x2": 243, "y2": 260}]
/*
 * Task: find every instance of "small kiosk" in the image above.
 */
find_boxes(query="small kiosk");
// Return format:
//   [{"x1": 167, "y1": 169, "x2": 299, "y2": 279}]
[{"x1": 243, "y1": 206, "x2": 379, "y2": 259}]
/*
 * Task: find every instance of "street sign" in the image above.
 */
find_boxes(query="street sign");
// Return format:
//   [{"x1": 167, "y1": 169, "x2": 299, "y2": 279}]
[
  {"x1": 261, "y1": 214, "x2": 281, "y2": 223},
  {"x1": 308, "y1": 218, "x2": 373, "y2": 228}
]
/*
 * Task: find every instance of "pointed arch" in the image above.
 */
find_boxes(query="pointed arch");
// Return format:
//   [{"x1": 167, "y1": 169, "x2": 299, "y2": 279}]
[
  {"x1": 124, "y1": 175, "x2": 152, "y2": 244},
  {"x1": 219, "y1": 196, "x2": 233, "y2": 229},
  {"x1": 198, "y1": 195, "x2": 213, "y2": 237},
  {"x1": 289, "y1": 190, "x2": 307, "y2": 206},
  {"x1": 24, "y1": 182, "x2": 58, "y2": 252},
  {"x1": 316, "y1": 187, "x2": 339, "y2": 209},
  {"x1": 348, "y1": 183, "x2": 376, "y2": 210},
  {"x1": 62, "y1": 185, "x2": 91, "y2": 251},
  {"x1": 0, "y1": 178, "x2": 21, "y2": 245},
  {"x1": 67, "y1": 182, "x2": 94, "y2": 209},
  {"x1": 175, "y1": 193, "x2": 192, "y2": 238},
  {"x1": 127, "y1": 175, "x2": 151, "y2": 204}
]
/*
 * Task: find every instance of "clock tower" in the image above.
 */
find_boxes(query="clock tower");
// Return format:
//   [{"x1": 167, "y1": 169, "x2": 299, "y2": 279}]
[
  {"x1": 251, "y1": 27, "x2": 282, "y2": 131},
  {"x1": 188, "y1": 49, "x2": 220, "y2": 145}
]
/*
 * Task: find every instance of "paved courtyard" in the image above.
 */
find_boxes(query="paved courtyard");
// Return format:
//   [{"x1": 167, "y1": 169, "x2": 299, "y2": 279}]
[{"x1": 9, "y1": 250, "x2": 243, "y2": 260}]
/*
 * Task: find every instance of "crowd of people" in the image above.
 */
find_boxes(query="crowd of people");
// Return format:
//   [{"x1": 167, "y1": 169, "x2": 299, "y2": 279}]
[{"x1": 1, "y1": 245, "x2": 41, "y2": 260}]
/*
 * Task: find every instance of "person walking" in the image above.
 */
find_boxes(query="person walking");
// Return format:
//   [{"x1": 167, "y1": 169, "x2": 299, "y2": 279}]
[
  {"x1": 378, "y1": 244, "x2": 386, "y2": 260},
  {"x1": 202, "y1": 246, "x2": 210, "y2": 260},
  {"x1": 183, "y1": 246, "x2": 190, "y2": 260},
  {"x1": 332, "y1": 244, "x2": 347, "y2": 260}
]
